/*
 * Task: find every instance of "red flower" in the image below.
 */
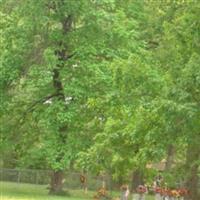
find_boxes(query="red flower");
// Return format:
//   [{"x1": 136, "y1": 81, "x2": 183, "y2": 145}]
[
  {"x1": 178, "y1": 188, "x2": 188, "y2": 196},
  {"x1": 136, "y1": 185, "x2": 147, "y2": 194},
  {"x1": 160, "y1": 188, "x2": 168, "y2": 196},
  {"x1": 154, "y1": 187, "x2": 162, "y2": 194}
]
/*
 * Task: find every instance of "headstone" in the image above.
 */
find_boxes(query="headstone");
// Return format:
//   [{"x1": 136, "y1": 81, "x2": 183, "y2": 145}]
[
  {"x1": 132, "y1": 193, "x2": 145, "y2": 200},
  {"x1": 120, "y1": 191, "x2": 126, "y2": 200},
  {"x1": 162, "y1": 196, "x2": 170, "y2": 200},
  {"x1": 155, "y1": 193, "x2": 162, "y2": 200}
]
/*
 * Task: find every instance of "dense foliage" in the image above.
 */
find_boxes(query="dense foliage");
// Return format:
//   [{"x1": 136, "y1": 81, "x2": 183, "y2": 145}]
[{"x1": 0, "y1": 0, "x2": 199, "y2": 199}]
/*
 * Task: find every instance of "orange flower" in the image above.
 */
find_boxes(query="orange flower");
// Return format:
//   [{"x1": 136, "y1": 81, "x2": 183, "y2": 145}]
[{"x1": 171, "y1": 190, "x2": 179, "y2": 197}]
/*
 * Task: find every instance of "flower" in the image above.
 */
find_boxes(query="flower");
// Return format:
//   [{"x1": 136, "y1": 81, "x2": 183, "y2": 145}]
[
  {"x1": 154, "y1": 187, "x2": 162, "y2": 194},
  {"x1": 160, "y1": 188, "x2": 168, "y2": 196},
  {"x1": 120, "y1": 185, "x2": 128, "y2": 191},
  {"x1": 171, "y1": 190, "x2": 179, "y2": 197},
  {"x1": 136, "y1": 185, "x2": 147, "y2": 194},
  {"x1": 98, "y1": 188, "x2": 107, "y2": 196},
  {"x1": 178, "y1": 188, "x2": 188, "y2": 196}
]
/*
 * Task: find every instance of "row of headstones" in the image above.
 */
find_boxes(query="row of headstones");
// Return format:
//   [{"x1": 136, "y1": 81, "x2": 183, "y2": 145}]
[{"x1": 132, "y1": 193, "x2": 185, "y2": 200}]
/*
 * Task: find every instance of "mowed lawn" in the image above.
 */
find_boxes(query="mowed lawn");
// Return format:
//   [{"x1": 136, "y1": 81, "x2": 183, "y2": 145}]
[
  {"x1": 0, "y1": 181, "x2": 91, "y2": 200},
  {"x1": 1, "y1": 181, "x2": 154, "y2": 200}
]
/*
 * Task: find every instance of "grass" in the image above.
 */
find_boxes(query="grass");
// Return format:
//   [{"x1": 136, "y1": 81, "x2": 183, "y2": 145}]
[
  {"x1": 0, "y1": 181, "x2": 154, "y2": 200},
  {"x1": 0, "y1": 181, "x2": 90, "y2": 200}
]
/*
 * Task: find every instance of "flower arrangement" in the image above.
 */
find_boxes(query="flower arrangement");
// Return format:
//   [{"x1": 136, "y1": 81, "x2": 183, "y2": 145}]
[
  {"x1": 160, "y1": 188, "x2": 168, "y2": 196},
  {"x1": 154, "y1": 187, "x2": 162, "y2": 194},
  {"x1": 171, "y1": 189, "x2": 180, "y2": 198},
  {"x1": 178, "y1": 188, "x2": 188, "y2": 197},
  {"x1": 154, "y1": 188, "x2": 189, "y2": 199},
  {"x1": 120, "y1": 184, "x2": 128, "y2": 191},
  {"x1": 98, "y1": 187, "x2": 107, "y2": 196},
  {"x1": 136, "y1": 185, "x2": 147, "y2": 194},
  {"x1": 93, "y1": 187, "x2": 110, "y2": 200},
  {"x1": 80, "y1": 174, "x2": 86, "y2": 183}
]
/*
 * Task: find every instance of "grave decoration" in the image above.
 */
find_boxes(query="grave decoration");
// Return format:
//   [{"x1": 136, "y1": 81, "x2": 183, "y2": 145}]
[{"x1": 93, "y1": 187, "x2": 111, "y2": 200}]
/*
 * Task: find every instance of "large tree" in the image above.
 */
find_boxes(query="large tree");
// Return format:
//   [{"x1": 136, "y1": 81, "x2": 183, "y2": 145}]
[
  {"x1": 0, "y1": 0, "x2": 144, "y2": 194},
  {"x1": 78, "y1": 2, "x2": 200, "y2": 199},
  {"x1": 1, "y1": 1, "x2": 199, "y2": 199}
]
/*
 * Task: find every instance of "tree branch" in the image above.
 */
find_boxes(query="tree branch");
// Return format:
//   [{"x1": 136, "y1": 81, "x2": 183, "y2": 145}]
[{"x1": 21, "y1": 93, "x2": 63, "y2": 123}]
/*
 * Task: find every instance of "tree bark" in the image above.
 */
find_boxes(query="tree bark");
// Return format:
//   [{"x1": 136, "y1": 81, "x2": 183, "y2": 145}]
[
  {"x1": 131, "y1": 169, "x2": 144, "y2": 192},
  {"x1": 49, "y1": 170, "x2": 65, "y2": 195},
  {"x1": 49, "y1": 67, "x2": 66, "y2": 194},
  {"x1": 165, "y1": 144, "x2": 176, "y2": 171},
  {"x1": 185, "y1": 138, "x2": 200, "y2": 200},
  {"x1": 49, "y1": 11, "x2": 73, "y2": 195}
]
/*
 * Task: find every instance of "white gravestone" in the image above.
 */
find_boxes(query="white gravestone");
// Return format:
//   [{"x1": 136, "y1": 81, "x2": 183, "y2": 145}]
[
  {"x1": 132, "y1": 193, "x2": 145, "y2": 200},
  {"x1": 155, "y1": 193, "x2": 162, "y2": 200}
]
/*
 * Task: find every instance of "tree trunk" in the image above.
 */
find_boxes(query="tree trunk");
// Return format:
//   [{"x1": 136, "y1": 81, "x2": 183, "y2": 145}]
[
  {"x1": 131, "y1": 169, "x2": 144, "y2": 192},
  {"x1": 49, "y1": 67, "x2": 66, "y2": 194},
  {"x1": 185, "y1": 138, "x2": 200, "y2": 200},
  {"x1": 165, "y1": 144, "x2": 175, "y2": 171},
  {"x1": 49, "y1": 170, "x2": 65, "y2": 195},
  {"x1": 48, "y1": 10, "x2": 73, "y2": 194}
]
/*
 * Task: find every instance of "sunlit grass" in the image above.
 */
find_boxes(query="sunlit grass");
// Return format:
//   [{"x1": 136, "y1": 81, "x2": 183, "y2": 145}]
[
  {"x1": 0, "y1": 181, "x2": 90, "y2": 200},
  {"x1": 1, "y1": 181, "x2": 154, "y2": 200}
]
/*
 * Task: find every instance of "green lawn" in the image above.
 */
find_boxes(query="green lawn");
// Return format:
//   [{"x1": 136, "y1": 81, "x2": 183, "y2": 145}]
[
  {"x1": 0, "y1": 181, "x2": 91, "y2": 200},
  {"x1": 0, "y1": 181, "x2": 154, "y2": 200}
]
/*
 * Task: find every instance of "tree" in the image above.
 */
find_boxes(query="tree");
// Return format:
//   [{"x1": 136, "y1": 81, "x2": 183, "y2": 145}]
[
  {"x1": 1, "y1": 1, "x2": 199, "y2": 199},
  {"x1": 144, "y1": 1, "x2": 200, "y2": 199},
  {"x1": 78, "y1": 3, "x2": 200, "y2": 199},
  {"x1": 1, "y1": 0, "x2": 146, "y2": 194}
]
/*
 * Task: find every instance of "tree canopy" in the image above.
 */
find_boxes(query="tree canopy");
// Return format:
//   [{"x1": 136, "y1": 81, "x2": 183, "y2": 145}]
[{"x1": 0, "y1": 0, "x2": 199, "y2": 199}]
